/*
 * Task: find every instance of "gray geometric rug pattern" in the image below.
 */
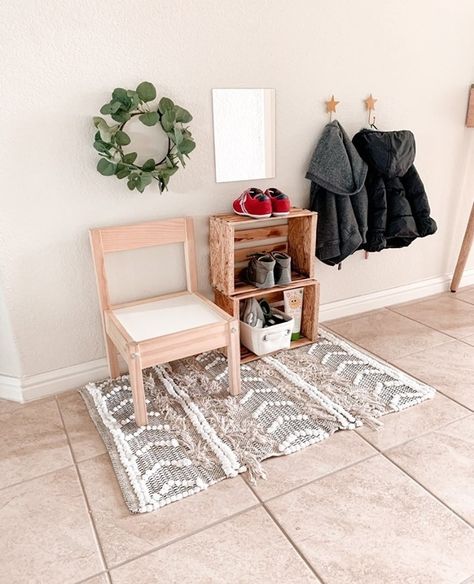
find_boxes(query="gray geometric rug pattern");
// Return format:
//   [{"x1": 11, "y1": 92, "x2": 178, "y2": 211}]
[{"x1": 80, "y1": 328, "x2": 435, "y2": 513}]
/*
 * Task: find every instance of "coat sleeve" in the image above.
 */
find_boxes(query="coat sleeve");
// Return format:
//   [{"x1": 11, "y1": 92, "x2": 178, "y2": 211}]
[
  {"x1": 366, "y1": 171, "x2": 387, "y2": 252},
  {"x1": 309, "y1": 182, "x2": 341, "y2": 265},
  {"x1": 401, "y1": 165, "x2": 437, "y2": 237}
]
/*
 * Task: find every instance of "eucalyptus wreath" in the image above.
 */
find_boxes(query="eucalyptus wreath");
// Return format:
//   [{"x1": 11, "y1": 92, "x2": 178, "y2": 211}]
[{"x1": 93, "y1": 81, "x2": 195, "y2": 193}]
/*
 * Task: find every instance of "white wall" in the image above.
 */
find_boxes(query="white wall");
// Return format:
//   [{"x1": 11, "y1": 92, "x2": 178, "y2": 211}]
[
  {"x1": 0, "y1": 285, "x2": 21, "y2": 378},
  {"x1": 1, "y1": 0, "x2": 473, "y2": 380}
]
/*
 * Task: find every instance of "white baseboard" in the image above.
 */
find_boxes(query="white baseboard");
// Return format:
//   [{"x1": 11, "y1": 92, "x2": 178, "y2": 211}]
[
  {"x1": 0, "y1": 358, "x2": 109, "y2": 404},
  {"x1": 0, "y1": 374, "x2": 23, "y2": 402},
  {"x1": 1, "y1": 268, "x2": 473, "y2": 403},
  {"x1": 319, "y1": 268, "x2": 474, "y2": 322}
]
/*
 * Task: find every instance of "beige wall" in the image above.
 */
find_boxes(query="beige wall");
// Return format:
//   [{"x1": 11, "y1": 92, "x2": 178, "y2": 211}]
[{"x1": 1, "y1": 0, "x2": 473, "y2": 377}]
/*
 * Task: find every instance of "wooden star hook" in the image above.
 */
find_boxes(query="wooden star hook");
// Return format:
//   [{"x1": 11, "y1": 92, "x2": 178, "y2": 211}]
[
  {"x1": 326, "y1": 95, "x2": 340, "y2": 122},
  {"x1": 364, "y1": 93, "x2": 377, "y2": 127}
]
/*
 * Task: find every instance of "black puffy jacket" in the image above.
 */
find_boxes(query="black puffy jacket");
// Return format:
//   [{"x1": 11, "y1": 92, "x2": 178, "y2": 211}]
[{"x1": 352, "y1": 129, "x2": 437, "y2": 251}]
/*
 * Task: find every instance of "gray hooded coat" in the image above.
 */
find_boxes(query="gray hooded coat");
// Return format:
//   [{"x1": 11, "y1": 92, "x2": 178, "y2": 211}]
[{"x1": 306, "y1": 121, "x2": 368, "y2": 266}]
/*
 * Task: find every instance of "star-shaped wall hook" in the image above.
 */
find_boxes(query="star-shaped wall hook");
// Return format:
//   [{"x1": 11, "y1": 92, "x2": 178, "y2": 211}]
[
  {"x1": 326, "y1": 95, "x2": 340, "y2": 121},
  {"x1": 365, "y1": 94, "x2": 378, "y2": 126},
  {"x1": 364, "y1": 94, "x2": 377, "y2": 112}
]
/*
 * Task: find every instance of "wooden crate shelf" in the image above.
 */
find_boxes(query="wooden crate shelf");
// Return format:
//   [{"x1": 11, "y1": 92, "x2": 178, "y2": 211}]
[
  {"x1": 210, "y1": 208, "x2": 318, "y2": 297},
  {"x1": 233, "y1": 272, "x2": 312, "y2": 295},
  {"x1": 210, "y1": 208, "x2": 320, "y2": 366}
]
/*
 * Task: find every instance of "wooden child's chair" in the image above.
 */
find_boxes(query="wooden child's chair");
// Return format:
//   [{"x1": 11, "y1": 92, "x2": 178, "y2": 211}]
[{"x1": 89, "y1": 217, "x2": 241, "y2": 426}]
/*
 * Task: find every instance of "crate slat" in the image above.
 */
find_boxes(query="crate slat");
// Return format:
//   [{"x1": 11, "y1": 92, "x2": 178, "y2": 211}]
[
  {"x1": 233, "y1": 242, "x2": 288, "y2": 263},
  {"x1": 234, "y1": 225, "x2": 288, "y2": 244}
]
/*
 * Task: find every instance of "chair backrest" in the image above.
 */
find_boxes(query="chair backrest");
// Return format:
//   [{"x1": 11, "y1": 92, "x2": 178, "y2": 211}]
[{"x1": 89, "y1": 217, "x2": 197, "y2": 311}]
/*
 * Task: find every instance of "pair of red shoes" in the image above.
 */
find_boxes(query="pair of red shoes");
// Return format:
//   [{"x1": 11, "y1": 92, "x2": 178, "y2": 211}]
[{"x1": 232, "y1": 188, "x2": 291, "y2": 219}]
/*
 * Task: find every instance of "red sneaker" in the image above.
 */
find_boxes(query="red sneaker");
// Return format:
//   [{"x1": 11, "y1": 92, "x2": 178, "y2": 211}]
[
  {"x1": 265, "y1": 188, "x2": 291, "y2": 216},
  {"x1": 232, "y1": 188, "x2": 272, "y2": 219}
]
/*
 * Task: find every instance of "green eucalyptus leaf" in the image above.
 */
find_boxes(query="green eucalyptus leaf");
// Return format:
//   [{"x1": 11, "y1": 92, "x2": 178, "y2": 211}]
[
  {"x1": 141, "y1": 172, "x2": 153, "y2": 186},
  {"x1": 178, "y1": 138, "x2": 196, "y2": 155},
  {"x1": 93, "y1": 140, "x2": 111, "y2": 153},
  {"x1": 161, "y1": 109, "x2": 176, "y2": 132},
  {"x1": 158, "y1": 97, "x2": 175, "y2": 113},
  {"x1": 139, "y1": 111, "x2": 159, "y2": 126},
  {"x1": 123, "y1": 151, "x2": 138, "y2": 164},
  {"x1": 142, "y1": 158, "x2": 156, "y2": 171},
  {"x1": 112, "y1": 88, "x2": 131, "y2": 107},
  {"x1": 174, "y1": 106, "x2": 192, "y2": 123},
  {"x1": 115, "y1": 130, "x2": 131, "y2": 146},
  {"x1": 97, "y1": 158, "x2": 116, "y2": 176},
  {"x1": 100, "y1": 101, "x2": 122, "y2": 115},
  {"x1": 160, "y1": 166, "x2": 178, "y2": 178},
  {"x1": 116, "y1": 163, "x2": 131, "y2": 179},
  {"x1": 126, "y1": 90, "x2": 140, "y2": 108},
  {"x1": 136, "y1": 81, "x2": 157, "y2": 102},
  {"x1": 93, "y1": 117, "x2": 115, "y2": 142},
  {"x1": 175, "y1": 149, "x2": 185, "y2": 166},
  {"x1": 134, "y1": 172, "x2": 152, "y2": 193},
  {"x1": 111, "y1": 110, "x2": 131, "y2": 123},
  {"x1": 173, "y1": 127, "x2": 183, "y2": 145},
  {"x1": 127, "y1": 172, "x2": 140, "y2": 190},
  {"x1": 160, "y1": 175, "x2": 170, "y2": 191},
  {"x1": 93, "y1": 116, "x2": 106, "y2": 128}
]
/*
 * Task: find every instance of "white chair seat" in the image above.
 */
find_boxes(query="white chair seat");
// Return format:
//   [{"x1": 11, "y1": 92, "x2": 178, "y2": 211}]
[{"x1": 112, "y1": 293, "x2": 227, "y2": 342}]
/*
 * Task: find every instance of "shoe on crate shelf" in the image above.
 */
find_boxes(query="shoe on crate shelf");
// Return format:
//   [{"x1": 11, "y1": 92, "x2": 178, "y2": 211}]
[
  {"x1": 241, "y1": 298, "x2": 265, "y2": 328},
  {"x1": 241, "y1": 251, "x2": 292, "y2": 289},
  {"x1": 272, "y1": 251, "x2": 292, "y2": 285},
  {"x1": 242, "y1": 253, "x2": 275, "y2": 288},
  {"x1": 258, "y1": 299, "x2": 287, "y2": 327},
  {"x1": 265, "y1": 188, "x2": 291, "y2": 216},
  {"x1": 232, "y1": 188, "x2": 272, "y2": 219}
]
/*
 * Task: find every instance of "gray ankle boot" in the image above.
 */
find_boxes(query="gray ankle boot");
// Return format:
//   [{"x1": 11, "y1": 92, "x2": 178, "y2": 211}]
[
  {"x1": 245, "y1": 254, "x2": 275, "y2": 288},
  {"x1": 272, "y1": 252, "x2": 292, "y2": 285}
]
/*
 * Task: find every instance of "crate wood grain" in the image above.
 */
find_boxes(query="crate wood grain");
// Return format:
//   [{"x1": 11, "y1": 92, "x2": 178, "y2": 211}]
[{"x1": 210, "y1": 208, "x2": 317, "y2": 296}]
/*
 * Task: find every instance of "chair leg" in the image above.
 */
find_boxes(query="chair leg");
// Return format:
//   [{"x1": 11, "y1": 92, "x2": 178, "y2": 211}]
[
  {"x1": 227, "y1": 320, "x2": 241, "y2": 396},
  {"x1": 105, "y1": 334, "x2": 120, "y2": 378},
  {"x1": 128, "y1": 351, "x2": 148, "y2": 426}
]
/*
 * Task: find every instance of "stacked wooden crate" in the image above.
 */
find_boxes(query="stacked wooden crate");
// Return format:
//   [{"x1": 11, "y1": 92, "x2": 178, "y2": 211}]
[{"x1": 209, "y1": 208, "x2": 320, "y2": 363}]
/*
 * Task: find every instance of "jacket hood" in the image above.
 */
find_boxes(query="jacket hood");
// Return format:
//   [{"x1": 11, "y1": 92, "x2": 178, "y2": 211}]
[
  {"x1": 352, "y1": 129, "x2": 416, "y2": 178},
  {"x1": 306, "y1": 120, "x2": 367, "y2": 196}
]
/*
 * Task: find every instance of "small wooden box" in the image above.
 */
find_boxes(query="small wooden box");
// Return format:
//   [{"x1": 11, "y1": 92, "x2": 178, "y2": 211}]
[
  {"x1": 209, "y1": 208, "x2": 318, "y2": 296},
  {"x1": 467, "y1": 84, "x2": 474, "y2": 128}
]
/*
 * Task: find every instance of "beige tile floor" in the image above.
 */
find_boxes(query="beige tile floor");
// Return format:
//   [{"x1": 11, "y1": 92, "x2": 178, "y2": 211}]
[{"x1": 1, "y1": 288, "x2": 474, "y2": 584}]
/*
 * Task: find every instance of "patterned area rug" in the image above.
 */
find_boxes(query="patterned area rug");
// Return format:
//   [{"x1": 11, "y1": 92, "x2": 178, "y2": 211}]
[{"x1": 80, "y1": 329, "x2": 435, "y2": 513}]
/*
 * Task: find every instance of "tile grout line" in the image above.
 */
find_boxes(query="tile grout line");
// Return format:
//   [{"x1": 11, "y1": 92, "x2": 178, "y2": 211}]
[
  {"x1": 54, "y1": 396, "x2": 111, "y2": 575},
  {"x1": 425, "y1": 389, "x2": 474, "y2": 413},
  {"x1": 74, "y1": 571, "x2": 111, "y2": 584},
  {"x1": 247, "y1": 452, "x2": 379, "y2": 506},
  {"x1": 327, "y1": 317, "x2": 457, "y2": 371},
  {"x1": 356, "y1": 429, "x2": 474, "y2": 530},
  {"x1": 459, "y1": 337, "x2": 474, "y2": 348},
  {"x1": 104, "y1": 501, "x2": 262, "y2": 573},
  {"x1": 245, "y1": 406, "x2": 472, "y2": 508},
  {"x1": 356, "y1": 411, "x2": 474, "y2": 454},
  {"x1": 251, "y1": 485, "x2": 327, "y2": 583},
  {"x1": 0, "y1": 461, "x2": 77, "y2": 493},
  {"x1": 387, "y1": 304, "x2": 473, "y2": 341}
]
